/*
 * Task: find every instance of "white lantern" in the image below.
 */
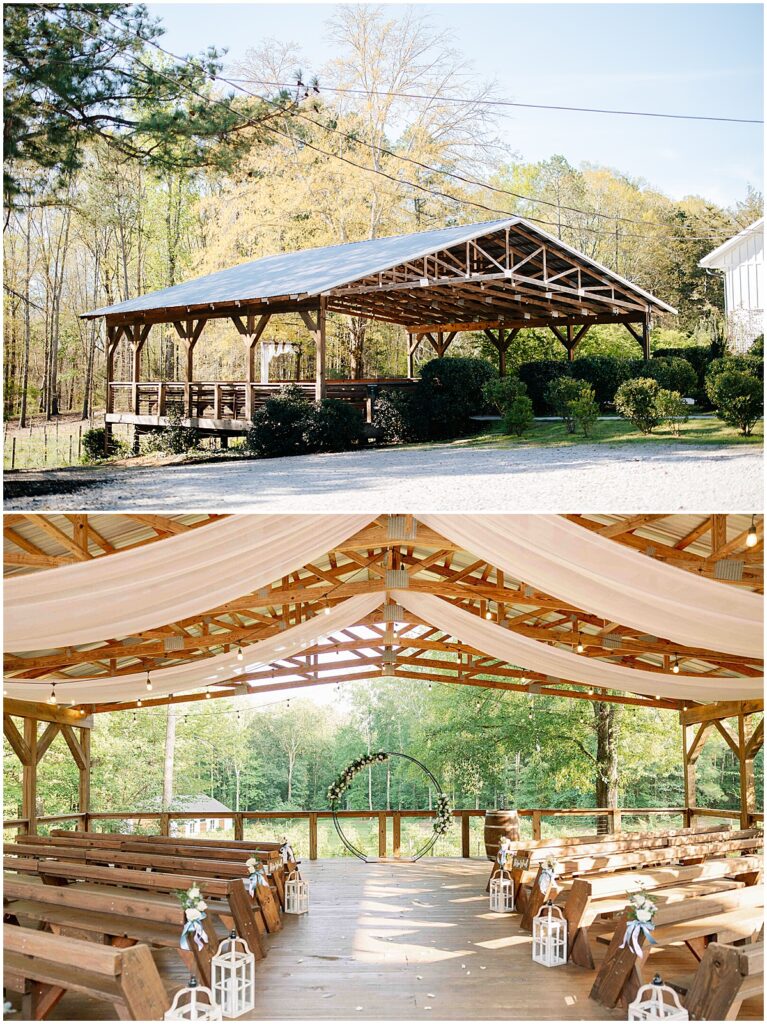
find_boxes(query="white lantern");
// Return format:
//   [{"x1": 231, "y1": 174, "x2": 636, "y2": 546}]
[
  {"x1": 212, "y1": 931, "x2": 255, "y2": 1018},
  {"x1": 284, "y1": 869, "x2": 309, "y2": 914},
  {"x1": 164, "y1": 977, "x2": 223, "y2": 1021},
  {"x1": 532, "y1": 900, "x2": 568, "y2": 967},
  {"x1": 489, "y1": 869, "x2": 515, "y2": 913},
  {"x1": 628, "y1": 975, "x2": 689, "y2": 1021}
]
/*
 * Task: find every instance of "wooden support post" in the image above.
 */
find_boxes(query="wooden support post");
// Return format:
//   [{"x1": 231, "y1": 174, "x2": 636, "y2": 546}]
[
  {"x1": 308, "y1": 812, "x2": 318, "y2": 860},
  {"x1": 642, "y1": 317, "x2": 650, "y2": 359},
  {"x1": 160, "y1": 812, "x2": 170, "y2": 836},
  {"x1": 232, "y1": 313, "x2": 270, "y2": 420},
  {"x1": 233, "y1": 813, "x2": 244, "y2": 841},
  {"x1": 392, "y1": 812, "x2": 401, "y2": 858},
  {"x1": 78, "y1": 727, "x2": 90, "y2": 823},
  {"x1": 316, "y1": 303, "x2": 327, "y2": 401},
  {"x1": 683, "y1": 719, "x2": 712, "y2": 829},
  {"x1": 22, "y1": 718, "x2": 38, "y2": 835},
  {"x1": 378, "y1": 812, "x2": 387, "y2": 858},
  {"x1": 738, "y1": 711, "x2": 761, "y2": 829},
  {"x1": 461, "y1": 812, "x2": 471, "y2": 858},
  {"x1": 407, "y1": 333, "x2": 416, "y2": 377}
]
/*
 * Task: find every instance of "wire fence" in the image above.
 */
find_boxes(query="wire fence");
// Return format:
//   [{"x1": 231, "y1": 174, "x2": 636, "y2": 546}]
[{"x1": 3, "y1": 415, "x2": 104, "y2": 470}]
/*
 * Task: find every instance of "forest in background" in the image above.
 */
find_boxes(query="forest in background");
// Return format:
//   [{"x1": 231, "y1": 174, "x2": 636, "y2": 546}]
[
  {"x1": 3, "y1": 3, "x2": 763, "y2": 426},
  {"x1": 4, "y1": 677, "x2": 763, "y2": 852}
]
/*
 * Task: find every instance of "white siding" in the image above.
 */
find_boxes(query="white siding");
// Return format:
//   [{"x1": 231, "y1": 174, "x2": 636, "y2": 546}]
[{"x1": 716, "y1": 229, "x2": 763, "y2": 351}]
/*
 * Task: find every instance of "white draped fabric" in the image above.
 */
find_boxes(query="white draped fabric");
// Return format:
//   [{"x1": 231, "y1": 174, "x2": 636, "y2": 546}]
[
  {"x1": 392, "y1": 591, "x2": 763, "y2": 702},
  {"x1": 420, "y1": 515, "x2": 763, "y2": 660},
  {"x1": 3, "y1": 515, "x2": 376, "y2": 653},
  {"x1": 3, "y1": 593, "x2": 385, "y2": 705}
]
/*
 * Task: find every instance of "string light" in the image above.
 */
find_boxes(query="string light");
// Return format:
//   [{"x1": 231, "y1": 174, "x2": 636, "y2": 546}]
[
  {"x1": 237, "y1": 646, "x2": 244, "y2": 661},
  {"x1": 47, "y1": 683, "x2": 57, "y2": 706},
  {"x1": 576, "y1": 635, "x2": 585, "y2": 654},
  {"x1": 136, "y1": 697, "x2": 142, "y2": 707},
  {"x1": 205, "y1": 686, "x2": 211, "y2": 699},
  {"x1": 672, "y1": 657, "x2": 680, "y2": 674},
  {"x1": 746, "y1": 515, "x2": 758, "y2": 548},
  {"x1": 146, "y1": 671, "x2": 152, "y2": 692},
  {"x1": 484, "y1": 610, "x2": 493, "y2": 620}
]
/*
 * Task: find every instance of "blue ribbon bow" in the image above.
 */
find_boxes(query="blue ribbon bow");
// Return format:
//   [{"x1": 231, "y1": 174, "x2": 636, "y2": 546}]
[
  {"x1": 620, "y1": 918, "x2": 657, "y2": 957},
  {"x1": 539, "y1": 868, "x2": 557, "y2": 893},
  {"x1": 245, "y1": 867, "x2": 268, "y2": 896},
  {"x1": 180, "y1": 915, "x2": 208, "y2": 951}
]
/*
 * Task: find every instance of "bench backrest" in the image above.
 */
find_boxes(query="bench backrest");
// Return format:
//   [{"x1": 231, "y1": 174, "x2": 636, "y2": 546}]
[
  {"x1": 51, "y1": 829, "x2": 283, "y2": 852},
  {"x1": 510, "y1": 822, "x2": 729, "y2": 857},
  {"x1": 551, "y1": 834, "x2": 762, "y2": 877},
  {"x1": 579, "y1": 855, "x2": 763, "y2": 899}
]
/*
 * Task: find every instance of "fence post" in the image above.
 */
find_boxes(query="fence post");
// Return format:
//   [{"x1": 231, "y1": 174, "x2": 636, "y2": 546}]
[
  {"x1": 378, "y1": 812, "x2": 387, "y2": 858},
  {"x1": 532, "y1": 810, "x2": 542, "y2": 840},
  {"x1": 392, "y1": 812, "x2": 401, "y2": 858},
  {"x1": 234, "y1": 813, "x2": 243, "y2": 841},
  {"x1": 461, "y1": 812, "x2": 471, "y2": 858},
  {"x1": 160, "y1": 813, "x2": 170, "y2": 836},
  {"x1": 607, "y1": 809, "x2": 622, "y2": 834},
  {"x1": 308, "y1": 813, "x2": 318, "y2": 860}
]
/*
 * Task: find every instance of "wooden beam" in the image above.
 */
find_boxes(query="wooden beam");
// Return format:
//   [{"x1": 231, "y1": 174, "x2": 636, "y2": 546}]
[
  {"x1": 3, "y1": 715, "x2": 32, "y2": 766},
  {"x1": 60, "y1": 725, "x2": 87, "y2": 771},
  {"x1": 2, "y1": 698, "x2": 93, "y2": 728},
  {"x1": 35, "y1": 722, "x2": 61, "y2": 764},
  {"x1": 681, "y1": 700, "x2": 764, "y2": 726},
  {"x1": 22, "y1": 717, "x2": 37, "y2": 833}
]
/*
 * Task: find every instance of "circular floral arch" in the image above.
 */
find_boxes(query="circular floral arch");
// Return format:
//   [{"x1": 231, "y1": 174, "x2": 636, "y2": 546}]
[{"x1": 327, "y1": 751, "x2": 452, "y2": 862}]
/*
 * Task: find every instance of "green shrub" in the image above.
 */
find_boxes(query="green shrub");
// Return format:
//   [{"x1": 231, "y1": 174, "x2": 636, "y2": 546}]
[
  {"x1": 570, "y1": 385, "x2": 600, "y2": 437},
  {"x1": 639, "y1": 357, "x2": 697, "y2": 397},
  {"x1": 750, "y1": 335, "x2": 764, "y2": 357},
  {"x1": 655, "y1": 389, "x2": 689, "y2": 437},
  {"x1": 246, "y1": 384, "x2": 313, "y2": 457},
  {"x1": 517, "y1": 360, "x2": 571, "y2": 413},
  {"x1": 141, "y1": 414, "x2": 200, "y2": 456},
  {"x1": 372, "y1": 390, "x2": 419, "y2": 444},
  {"x1": 483, "y1": 376, "x2": 529, "y2": 415},
  {"x1": 303, "y1": 399, "x2": 365, "y2": 452},
  {"x1": 707, "y1": 355, "x2": 764, "y2": 382},
  {"x1": 571, "y1": 355, "x2": 639, "y2": 408},
  {"x1": 705, "y1": 369, "x2": 764, "y2": 436},
  {"x1": 81, "y1": 427, "x2": 126, "y2": 461},
  {"x1": 545, "y1": 377, "x2": 590, "y2": 433},
  {"x1": 615, "y1": 378, "x2": 663, "y2": 433},
  {"x1": 502, "y1": 395, "x2": 534, "y2": 436},
  {"x1": 415, "y1": 357, "x2": 497, "y2": 440}
]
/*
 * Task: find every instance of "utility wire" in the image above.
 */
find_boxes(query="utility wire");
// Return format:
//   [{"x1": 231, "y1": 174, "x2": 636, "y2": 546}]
[
  {"x1": 228, "y1": 77, "x2": 765, "y2": 126},
  {"x1": 56, "y1": 11, "x2": 748, "y2": 244}
]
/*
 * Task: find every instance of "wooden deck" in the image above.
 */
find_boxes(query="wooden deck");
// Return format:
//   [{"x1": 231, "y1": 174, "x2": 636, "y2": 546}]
[{"x1": 9, "y1": 858, "x2": 764, "y2": 1021}]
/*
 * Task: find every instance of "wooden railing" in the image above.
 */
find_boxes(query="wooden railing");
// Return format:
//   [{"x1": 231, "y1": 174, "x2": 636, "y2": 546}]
[
  {"x1": 107, "y1": 378, "x2": 417, "y2": 425},
  {"x1": 6, "y1": 806, "x2": 761, "y2": 855}
]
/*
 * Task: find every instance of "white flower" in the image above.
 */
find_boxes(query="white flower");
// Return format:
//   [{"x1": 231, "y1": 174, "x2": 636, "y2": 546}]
[
  {"x1": 185, "y1": 907, "x2": 201, "y2": 921},
  {"x1": 246, "y1": 857, "x2": 257, "y2": 869},
  {"x1": 196, "y1": 900, "x2": 207, "y2": 912},
  {"x1": 188, "y1": 887, "x2": 200, "y2": 899},
  {"x1": 635, "y1": 908, "x2": 652, "y2": 923}
]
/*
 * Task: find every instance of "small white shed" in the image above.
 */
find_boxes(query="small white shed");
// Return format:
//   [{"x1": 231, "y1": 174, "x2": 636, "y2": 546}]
[{"x1": 699, "y1": 218, "x2": 764, "y2": 351}]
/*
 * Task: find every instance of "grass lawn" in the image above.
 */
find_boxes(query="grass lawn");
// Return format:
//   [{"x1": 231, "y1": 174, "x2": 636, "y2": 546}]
[{"x1": 453, "y1": 416, "x2": 764, "y2": 450}]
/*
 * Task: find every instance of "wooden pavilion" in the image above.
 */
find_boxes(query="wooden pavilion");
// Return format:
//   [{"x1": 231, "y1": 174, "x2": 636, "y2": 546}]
[
  {"x1": 81, "y1": 219, "x2": 676, "y2": 442},
  {"x1": 3, "y1": 513, "x2": 763, "y2": 1020}
]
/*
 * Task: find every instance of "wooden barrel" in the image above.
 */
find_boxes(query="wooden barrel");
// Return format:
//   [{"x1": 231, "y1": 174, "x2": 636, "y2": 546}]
[{"x1": 483, "y1": 809, "x2": 520, "y2": 861}]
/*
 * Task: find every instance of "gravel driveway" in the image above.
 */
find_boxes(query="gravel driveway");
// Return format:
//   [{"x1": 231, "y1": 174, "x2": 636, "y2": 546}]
[{"x1": 5, "y1": 442, "x2": 762, "y2": 512}]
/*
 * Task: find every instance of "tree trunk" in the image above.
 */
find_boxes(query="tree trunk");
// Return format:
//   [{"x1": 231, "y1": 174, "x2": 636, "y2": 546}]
[
  {"x1": 593, "y1": 701, "x2": 620, "y2": 833},
  {"x1": 349, "y1": 317, "x2": 366, "y2": 379},
  {"x1": 18, "y1": 206, "x2": 32, "y2": 428},
  {"x1": 162, "y1": 705, "x2": 177, "y2": 810}
]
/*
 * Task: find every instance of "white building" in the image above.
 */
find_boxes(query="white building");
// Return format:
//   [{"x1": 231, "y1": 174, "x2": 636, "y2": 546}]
[{"x1": 699, "y1": 218, "x2": 764, "y2": 352}]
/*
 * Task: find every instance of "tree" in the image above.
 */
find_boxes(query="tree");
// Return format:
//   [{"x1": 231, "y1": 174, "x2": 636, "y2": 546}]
[{"x1": 3, "y1": 2, "x2": 292, "y2": 208}]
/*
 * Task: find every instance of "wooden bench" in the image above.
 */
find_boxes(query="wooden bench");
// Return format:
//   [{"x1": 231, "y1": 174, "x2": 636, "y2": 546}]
[
  {"x1": 3, "y1": 872, "x2": 217, "y2": 987},
  {"x1": 589, "y1": 886, "x2": 764, "y2": 1010},
  {"x1": 561, "y1": 855, "x2": 762, "y2": 968},
  {"x1": 4, "y1": 854, "x2": 269, "y2": 960},
  {"x1": 4, "y1": 925, "x2": 170, "y2": 1021},
  {"x1": 38, "y1": 831, "x2": 288, "y2": 905},
  {"x1": 683, "y1": 940, "x2": 764, "y2": 1020},
  {"x1": 518, "y1": 831, "x2": 763, "y2": 930},
  {"x1": 487, "y1": 823, "x2": 733, "y2": 893}
]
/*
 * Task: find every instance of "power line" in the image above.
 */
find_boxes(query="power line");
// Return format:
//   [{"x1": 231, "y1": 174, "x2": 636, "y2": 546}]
[
  {"x1": 58, "y1": 11, "x2": 746, "y2": 245},
  {"x1": 227, "y1": 77, "x2": 765, "y2": 127}
]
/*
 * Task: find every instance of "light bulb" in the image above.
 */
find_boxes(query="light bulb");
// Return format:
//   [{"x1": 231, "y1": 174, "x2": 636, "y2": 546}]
[
  {"x1": 237, "y1": 647, "x2": 244, "y2": 661},
  {"x1": 205, "y1": 687, "x2": 211, "y2": 699},
  {"x1": 485, "y1": 610, "x2": 493, "y2": 620},
  {"x1": 324, "y1": 606, "x2": 331, "y2": 616},
  {"x1": 672, "y1": 658, "x2": 680, "y2": 674},
  {"x1": 136, "y1": 697, "x2": 142, "y2": 707},
  {"x1": 746, "y1": 517, "x2": 758, "y2": 548},
  {"x1": 146, "y1": 673, "x2": 152, "y2": 692},
  {"x1": 576, "y1": 638, "x2": 584, "y2": 653},
  {"x1": 47, "y1": 685, "x2": 57, "y2": 706}
]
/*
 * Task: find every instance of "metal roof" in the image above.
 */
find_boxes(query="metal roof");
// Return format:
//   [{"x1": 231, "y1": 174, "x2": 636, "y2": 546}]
[
  {"x1": 699, "y1": 217, "x2": 764, "y2": 269},
  {"x1": 83, "y1": 217, "x2": 675, "y2": 319}
]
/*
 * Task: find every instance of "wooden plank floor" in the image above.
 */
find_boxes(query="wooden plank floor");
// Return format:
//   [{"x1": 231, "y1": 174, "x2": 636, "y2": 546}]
[{"x1": 7, "y1": 858, "x2": 764, "y2": 1021}]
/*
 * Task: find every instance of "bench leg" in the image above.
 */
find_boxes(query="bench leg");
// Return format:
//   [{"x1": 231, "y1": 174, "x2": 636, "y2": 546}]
[
  {"x1": 119, "y1": 943, "x2": 171, "y2": 1020},
  {"x1": 590, "y1": 920, "x2": 645, "y2": 1009},
  {"x1": 22, "y1": 981, "x2": 66, "y2": 1021},
  {"x1": 570, "y1": 928, "x2": 595, "y2": 970}
]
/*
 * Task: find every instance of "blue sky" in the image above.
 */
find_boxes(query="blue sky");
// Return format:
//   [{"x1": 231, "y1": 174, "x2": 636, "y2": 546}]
[{"x1": 150, "y1": 2, "x2": 763, "y2": 207}]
